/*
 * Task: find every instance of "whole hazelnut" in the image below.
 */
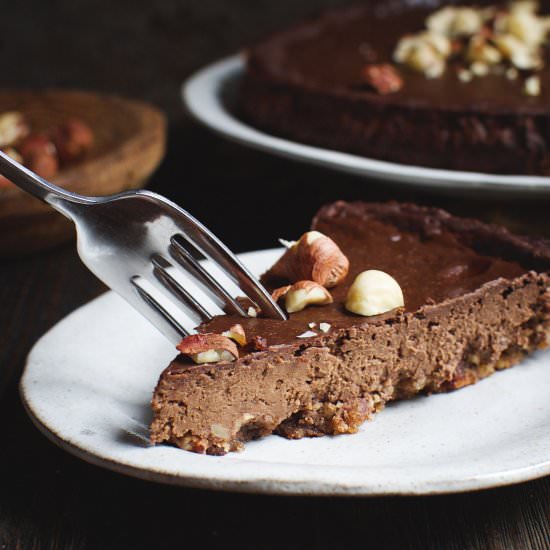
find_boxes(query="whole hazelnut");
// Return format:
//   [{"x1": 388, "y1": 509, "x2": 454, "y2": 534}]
[
  {"x1": 25, "y1": 150, "x2": 59, "y2": 179},
  {"x1": 17, "y1": 133, "x2": 59, "y2": 179},
  {"x1": 345, "y1": 270, "x2": 404, "y2": 317},
  {"x1": 267, "y1": 231, "x2": 349, "y2": 288},
  {"x1": 18, "y1": 133, "x2": 56, "y2": 160},
  {"x1": 53, "y1": 118, "x2": 94, "y2": 164}
]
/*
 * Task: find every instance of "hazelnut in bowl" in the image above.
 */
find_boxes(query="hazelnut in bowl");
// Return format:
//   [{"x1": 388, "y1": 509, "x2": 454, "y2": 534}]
[{"x1": 0, "y1": 89, "x2": 166, "y2": 255}]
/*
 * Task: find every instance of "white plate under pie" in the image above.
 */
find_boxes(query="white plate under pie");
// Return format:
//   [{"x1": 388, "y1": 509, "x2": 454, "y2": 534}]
[
  {"x1": 20, "y1": 248, "x2": 550, "y2": 495},
  {"x1": 183, "y1": 55, "x2": 550, "y2": 196}
]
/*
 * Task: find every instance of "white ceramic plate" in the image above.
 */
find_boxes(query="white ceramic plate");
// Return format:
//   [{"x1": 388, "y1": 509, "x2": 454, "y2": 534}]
[
  {"x1": 21, "y1": 248, "x2": 550, "y2": 496},
  {"x1": 183, "y1": 55, "x2": 550, "y2": 196}
]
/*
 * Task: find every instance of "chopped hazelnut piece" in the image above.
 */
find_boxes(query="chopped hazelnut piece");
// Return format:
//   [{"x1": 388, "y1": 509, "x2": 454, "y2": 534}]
[
  {"x1": 283, "y1": 280, "x2": 333, "y2": 313},
  {"x1": 393, "y1": 1, "x2": 549, "y2": 92},
  {"x1": 470, "y1": 61, "x2": 490, "y2": 76},
  {"x1": 297, "y1": 330, "x2": 317, "y2": 338},
  {"x1": 458, "y1": 68, "x2": 473, "y2": 82},
  {"x1": 271, "y1": 285, "x2": 291, "y2": 303},
  {"x1": 361, "y1": 63, "x2": 403, "y2": 94},
  {"x1": 426, "y1": 6, "x2": 456, "y2": 35},
  {"x1": 222, "y1": 324, "x2": 247, "y2": 346},
  {"x1": 493, "y1": 34, "x2": 542, "y2": 70},
  {"x1": 394, "y1": 34, "x2": 446, "y2": 78},
  {"x1": 246, "y1": 335, "x2": 268, "y2": 352},
  {"x1": 524, "y1": 75, "x2": 541, "y2": 96},
  {"x1": 501, "y1": 2, "x2": 546, "y2": 46},
  {"x1": 427, "y1": 6, "x2": 484, "y2": 37},
  {"x1": 506, "y1": 67, "x2": 519, "y2": 80},
  {"x1": 176, "y1": 333, "x2": 239, "y2": 364},
  {"x1": 247, "y1": 306, "x2": 258, "y2": 318},
  {"x1": 278, "y1": 238, "x2": 296, "y2": 249},
  {"x1": 467, "y1": 36, "x2": 502, "y2": 65},
  {"x1": 451, "y1": 7, "x2": 484, "y2": 36}
]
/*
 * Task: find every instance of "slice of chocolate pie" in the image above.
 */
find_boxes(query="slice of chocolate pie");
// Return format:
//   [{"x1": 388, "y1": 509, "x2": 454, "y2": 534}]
[{"x1": 150, "y1": 202, "x2": 550, "y2": 454}]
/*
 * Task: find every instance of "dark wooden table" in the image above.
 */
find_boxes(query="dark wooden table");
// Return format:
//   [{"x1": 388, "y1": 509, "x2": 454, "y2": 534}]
[{"x1": 1, "y1": 1, "x2": 549, "y2": 548}]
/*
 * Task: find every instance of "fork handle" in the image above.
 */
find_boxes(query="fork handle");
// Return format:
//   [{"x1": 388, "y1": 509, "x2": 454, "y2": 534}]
[{"x1": 0, "y1": 150, "x2": 93, "y2": 217}]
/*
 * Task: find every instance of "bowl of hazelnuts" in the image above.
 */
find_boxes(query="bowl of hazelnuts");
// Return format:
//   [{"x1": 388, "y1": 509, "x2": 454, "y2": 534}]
[
  {"x1": 0, "y1": 113, "x2": 95, "y2": 186},
  {"x1": 0, "y1": 89, "x2": 166, "y2": 255}
]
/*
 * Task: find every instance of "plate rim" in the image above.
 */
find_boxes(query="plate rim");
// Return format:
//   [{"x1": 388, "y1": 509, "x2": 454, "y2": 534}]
[
  {"x1": 19, "y1": 248, "x2": 550, "y2": 496},
  {"x1": 19, "y1": 388, "x2": 550, "y2": 496},
  {"x1": 182, "y1": 54, "x2": 550, "y2": 195}
]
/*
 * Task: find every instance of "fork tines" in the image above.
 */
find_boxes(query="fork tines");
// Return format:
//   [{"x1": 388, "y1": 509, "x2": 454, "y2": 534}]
[
  {"x1": 169, "y1": 235, "x2": 248, "y2": 317},
  {"x1": 130, "y1": 231, "x2": 286, "y2": 342}
]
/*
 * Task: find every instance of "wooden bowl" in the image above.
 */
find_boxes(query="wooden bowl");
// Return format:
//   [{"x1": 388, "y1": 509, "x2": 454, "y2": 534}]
[{"x1": 0, "y1": 89, "x2": 166, "y2": 255}]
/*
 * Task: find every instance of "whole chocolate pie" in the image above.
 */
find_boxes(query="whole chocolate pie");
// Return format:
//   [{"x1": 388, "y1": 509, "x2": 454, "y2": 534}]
[
  {"x1": 239, "y1": 1, "x2": 550, "y2": 174},
  {"x1": 150, "y1": 202, "x2": 550, "y2": 454}
]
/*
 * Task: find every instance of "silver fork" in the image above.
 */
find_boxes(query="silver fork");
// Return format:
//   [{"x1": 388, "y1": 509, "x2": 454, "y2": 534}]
[{"x1": 0, "y1": 151, "x2": 286, "y2": 343}]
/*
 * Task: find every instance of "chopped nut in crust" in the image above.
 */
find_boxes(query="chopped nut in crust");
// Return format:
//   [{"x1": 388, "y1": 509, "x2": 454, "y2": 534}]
[
  {"x1": 361, "y1": 63, "x2": 403, "y2": 94},
  {"x1": 243, "y1": 335, "x2": 268, "y2": 352},
  {"x1": 176, "y1": 333, "x2": 239, "y2": 364},
  {"x1": 345, "y1": 270, "x2": 404, "y2": 317},
  {"x1": 266, "y1": 231, "x2": 349, "y2": 288},
  {"x1": 222, "y1": 324, "x2": 247, "y2": 346},
  {"x1": 283, "y1": 280, "x2": 333, "y2": 313}
]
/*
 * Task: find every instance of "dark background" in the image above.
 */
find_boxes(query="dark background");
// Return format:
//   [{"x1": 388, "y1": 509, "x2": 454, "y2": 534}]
[
  {"x1": 0, "y1": 1, "x2": 549, "y2": 549},
  {"x1": 3, "y1": 0, "x2": 548, "y2": 250}
]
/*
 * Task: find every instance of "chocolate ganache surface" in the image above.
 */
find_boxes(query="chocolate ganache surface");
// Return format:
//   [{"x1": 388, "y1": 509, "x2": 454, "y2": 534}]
[
  {"x1": 202, "y1": 202, "x2": 526, "y2": 346},
  {"x1": 248, "y1": 1, "x2": 550, "y2": 112}
]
